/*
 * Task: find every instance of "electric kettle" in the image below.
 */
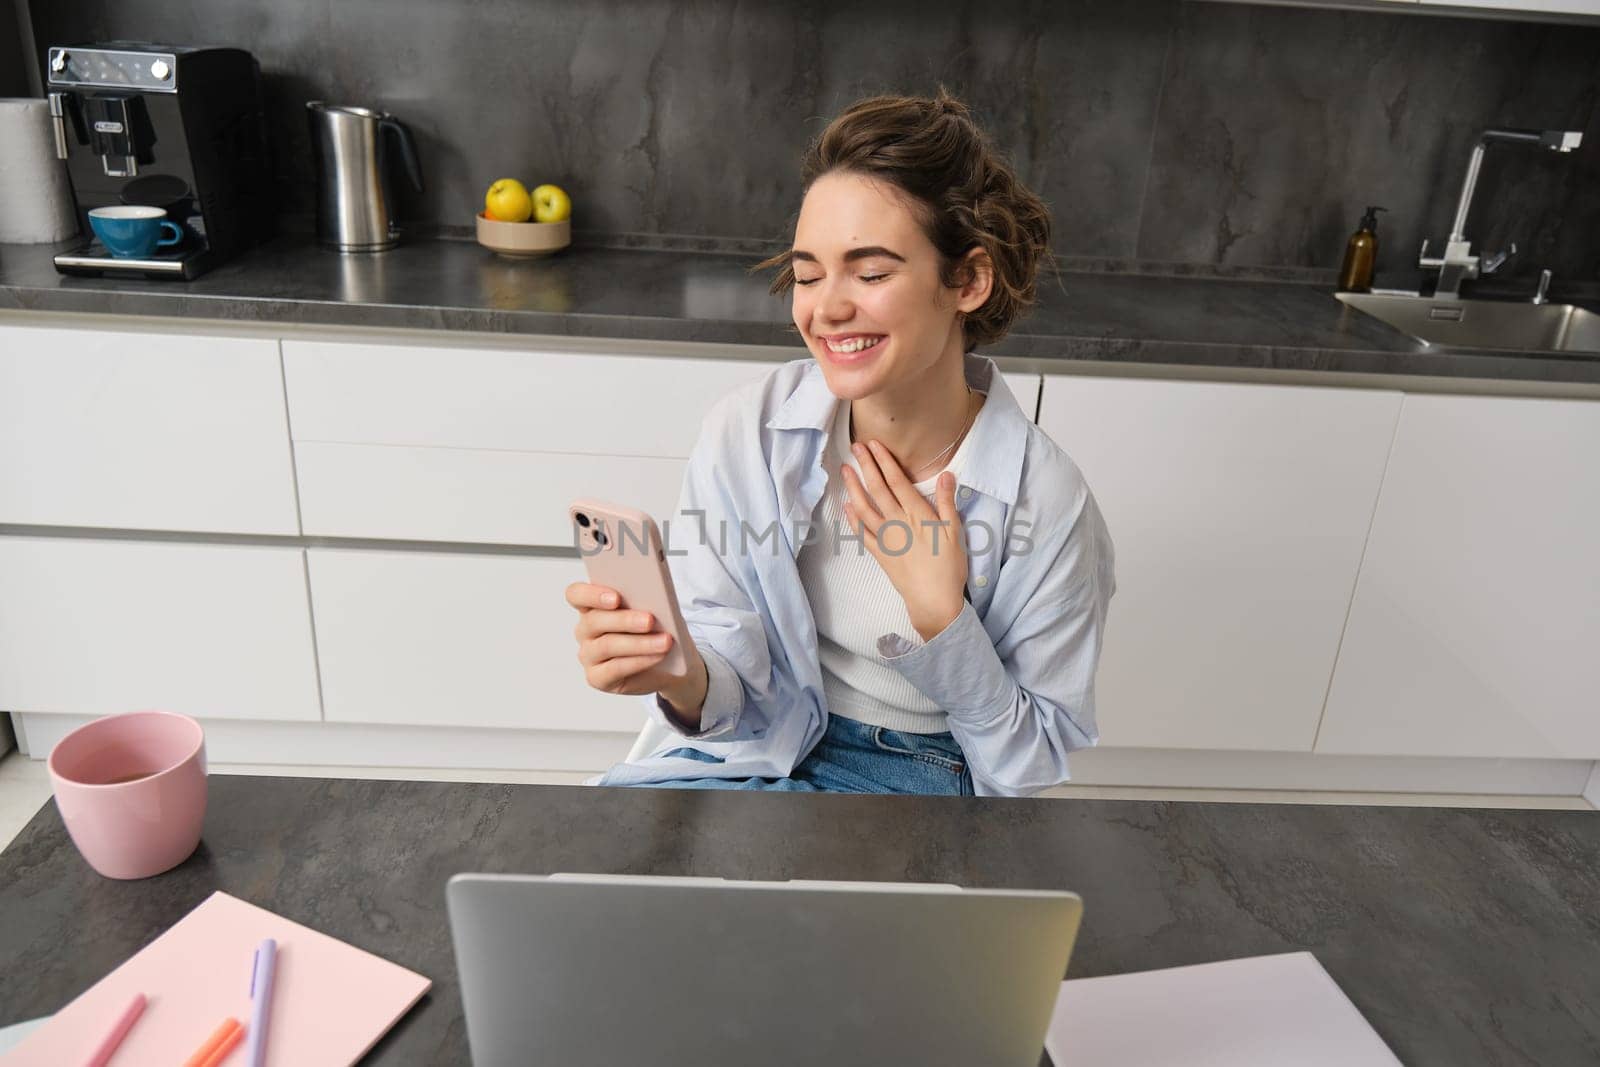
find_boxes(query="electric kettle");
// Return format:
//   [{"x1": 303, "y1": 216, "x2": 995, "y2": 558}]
[{"x1": 306, "y1": 101, "x2": 424, "y2": 252}]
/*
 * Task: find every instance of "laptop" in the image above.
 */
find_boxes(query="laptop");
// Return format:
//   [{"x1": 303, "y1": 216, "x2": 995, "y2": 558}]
[{"x1": 446, "y1": 872, "x2": 1082, "y2": 1067}]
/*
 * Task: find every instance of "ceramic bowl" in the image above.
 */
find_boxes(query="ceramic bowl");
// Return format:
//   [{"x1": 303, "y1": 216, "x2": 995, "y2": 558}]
[{"x1": 475, "y1": 212, "x2": 570, "y2": 258}]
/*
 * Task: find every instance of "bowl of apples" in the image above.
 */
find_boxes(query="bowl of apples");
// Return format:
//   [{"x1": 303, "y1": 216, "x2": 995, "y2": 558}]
[{"x1": 476, "y1": 178, "x2": 572, "y2": 257}]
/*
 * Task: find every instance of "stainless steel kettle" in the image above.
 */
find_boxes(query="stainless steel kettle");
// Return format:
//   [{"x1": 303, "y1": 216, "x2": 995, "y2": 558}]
[{"x1": 306, "y1": 101, "x2": 424, "y2": 252}]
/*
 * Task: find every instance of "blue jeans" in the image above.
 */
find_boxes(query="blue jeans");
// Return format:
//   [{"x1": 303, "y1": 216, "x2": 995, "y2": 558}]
[{"x1": 639, "y1": 715, "x2": 975, "y2": 796}]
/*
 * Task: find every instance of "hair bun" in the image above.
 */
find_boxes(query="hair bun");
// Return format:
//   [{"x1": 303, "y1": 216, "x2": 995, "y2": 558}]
[{"x1": 932, "y1": 91, "x2": 968, "y2": 118}]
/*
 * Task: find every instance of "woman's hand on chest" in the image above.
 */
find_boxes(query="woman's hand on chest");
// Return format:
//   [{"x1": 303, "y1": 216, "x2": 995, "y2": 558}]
[{"x1": 841, "y1": 439, "x2": 968, "y2": 642}]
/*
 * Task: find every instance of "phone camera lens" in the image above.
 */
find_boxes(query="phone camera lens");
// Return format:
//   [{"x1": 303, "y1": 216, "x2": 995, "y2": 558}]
[
  {"x1": 575, "y1": 512, "x2": 591, "y2": 528},
  {"x1": 596, "y1": 530, "x2": 608, "y2": 547}
]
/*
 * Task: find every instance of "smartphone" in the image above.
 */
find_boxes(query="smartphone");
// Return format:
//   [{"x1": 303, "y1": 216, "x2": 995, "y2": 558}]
[{"x1": 569, "y1": 498, "x2": 692, "y2": 677}]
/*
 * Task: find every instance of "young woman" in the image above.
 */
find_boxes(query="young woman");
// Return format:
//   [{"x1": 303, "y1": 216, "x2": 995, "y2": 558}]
[{"x1": 566, "y1": 89, "x2": 1115, "y2": 796}]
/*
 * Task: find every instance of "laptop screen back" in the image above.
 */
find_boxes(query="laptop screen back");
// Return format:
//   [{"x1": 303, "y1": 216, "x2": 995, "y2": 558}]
[{"x1": 447, "y1": 873, "x2": 1082, "y2": 1067}]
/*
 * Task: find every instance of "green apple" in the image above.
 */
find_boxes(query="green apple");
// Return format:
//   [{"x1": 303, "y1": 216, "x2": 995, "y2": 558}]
[{"x1": 532, "y1": 184, "x2": 572, "y2": 223}]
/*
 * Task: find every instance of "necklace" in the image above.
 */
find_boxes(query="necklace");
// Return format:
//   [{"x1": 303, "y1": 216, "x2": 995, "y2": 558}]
[
  {"x1": 909, "y1": 393, "x2": 978, "y2": 479},
  {"x1": 851, "y1": 385, "x2": 978, "y2": 481}
]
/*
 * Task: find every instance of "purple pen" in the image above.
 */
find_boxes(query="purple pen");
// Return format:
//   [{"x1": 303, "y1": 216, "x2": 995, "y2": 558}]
[{"x1": 245, "y1": 937, "x2": 277, "y2": 1067}]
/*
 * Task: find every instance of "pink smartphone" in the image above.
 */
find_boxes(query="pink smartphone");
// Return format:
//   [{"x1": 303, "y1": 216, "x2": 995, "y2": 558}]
[{"x1": 569, "y1": 498, "x2": 692, "y2": 677}]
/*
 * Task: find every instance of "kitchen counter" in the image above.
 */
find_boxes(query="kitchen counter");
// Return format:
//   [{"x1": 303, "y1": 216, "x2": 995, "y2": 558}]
[
  {"x1": 3, "y1": 235, "x2": 1599, "y2": 387},
  {"x1": 1, "y1": 778, "x2": 1598, "y2": 1065}
]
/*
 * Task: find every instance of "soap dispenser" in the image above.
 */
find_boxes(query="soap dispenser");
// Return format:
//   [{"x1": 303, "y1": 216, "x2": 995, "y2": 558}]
[{"x1": 1337, "y1": 206, "x2": 1387, "y2": 292}]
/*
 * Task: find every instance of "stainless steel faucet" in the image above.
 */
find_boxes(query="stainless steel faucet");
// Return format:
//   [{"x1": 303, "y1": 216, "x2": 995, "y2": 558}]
[
  {"x1": 1533, "y1": 269, "x2": 1553, "y2": 306},
  {"x1": 1419, "y1": 127, "x2": 1583, "y2": 299}
]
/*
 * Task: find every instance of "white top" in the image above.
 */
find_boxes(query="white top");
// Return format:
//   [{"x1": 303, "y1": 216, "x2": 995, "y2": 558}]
[{"x1": 796, "y1": 393, "x2": 981, "y2": 734}]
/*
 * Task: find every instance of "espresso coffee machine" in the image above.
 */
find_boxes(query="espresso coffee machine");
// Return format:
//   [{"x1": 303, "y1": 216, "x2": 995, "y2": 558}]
[{"x1": 47, "y1": 43, "x2": 273, "y2": 279}]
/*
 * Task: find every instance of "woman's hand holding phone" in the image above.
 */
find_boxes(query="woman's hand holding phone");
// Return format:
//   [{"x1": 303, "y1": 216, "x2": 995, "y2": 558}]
[{"x1": 565, "y1": 581, "x2": 708, "y2": 732}]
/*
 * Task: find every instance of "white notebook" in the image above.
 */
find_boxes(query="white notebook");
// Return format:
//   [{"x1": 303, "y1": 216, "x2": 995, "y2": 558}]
[{"x1": 1045, "y1": 952, "x2": 1402, "y2": 1066}]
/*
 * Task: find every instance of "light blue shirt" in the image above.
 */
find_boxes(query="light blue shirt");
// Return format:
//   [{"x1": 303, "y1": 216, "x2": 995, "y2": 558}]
[{"x1": 594, "y1": 352, "x2": 1116, "y2": 797}]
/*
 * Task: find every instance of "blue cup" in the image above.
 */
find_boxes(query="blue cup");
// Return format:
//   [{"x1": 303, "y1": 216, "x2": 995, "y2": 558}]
[{"x1": 87, "y1": 206, "x2": 184, "y2": 259}]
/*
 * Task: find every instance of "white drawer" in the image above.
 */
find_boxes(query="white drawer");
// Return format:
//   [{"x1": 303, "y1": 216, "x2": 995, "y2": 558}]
[
  {"x1": 282, "y1": 344, "x2": 1036, "y2": 546},
  {"x1": 1038, "y1": 374, "x2": 1402, "y2": 752},
  {"x1": 1318, "y1": 393, "x2": 1600, "y2": 759},
  {"x1": 295, "y1": 442, "x2": 685, "y2": 546},
  {"x1": 0, "y1": 536, "x2": 321, "y2": 721},
  {"x1": 1000, "y1": 373, "x2": 1040, "y2": 421},
  {"x1": 0, "y1": 324, "x2": 300, "y2": 534},
  {"x1": 282, "y1": 340, "x2": 776, "y2": 456},
  {"x1": 307, "y1": 548, "x2": 643, "y2": 733}
]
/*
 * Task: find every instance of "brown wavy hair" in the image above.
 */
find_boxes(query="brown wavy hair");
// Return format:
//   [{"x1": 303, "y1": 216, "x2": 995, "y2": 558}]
[{"x1": 756, "y1": 86, "x2": 1054, "y2": 352}]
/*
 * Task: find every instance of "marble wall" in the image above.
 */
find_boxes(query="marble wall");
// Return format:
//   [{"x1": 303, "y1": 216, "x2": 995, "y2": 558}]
[{"x1": 27, "y1": 0, "x2": 1600, "y2": 282}]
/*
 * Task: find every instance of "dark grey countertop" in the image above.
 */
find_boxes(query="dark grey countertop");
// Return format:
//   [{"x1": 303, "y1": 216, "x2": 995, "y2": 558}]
[
  {"x1": 3, "y1": 235, "x2": 1600, "y2": 387},
  {"x1": 1, "y1": 777, "x2": 1597, "y2": 1065}
]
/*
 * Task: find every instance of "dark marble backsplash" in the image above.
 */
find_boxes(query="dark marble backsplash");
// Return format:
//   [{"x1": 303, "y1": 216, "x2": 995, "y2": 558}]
[
  {"x1": 26, "y1": 0, "x2": 1600, "y2": 283},
  {"x1": 3, "y1": 1, "x2": 30, "y2": 97}
]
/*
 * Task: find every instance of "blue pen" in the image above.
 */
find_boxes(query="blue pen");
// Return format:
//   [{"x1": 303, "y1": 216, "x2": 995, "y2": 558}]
[{"x1": 245, "y1": 938, "x2": 277, "y2": 1067}]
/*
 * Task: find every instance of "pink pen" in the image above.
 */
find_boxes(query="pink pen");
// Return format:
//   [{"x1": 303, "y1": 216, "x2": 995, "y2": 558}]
[{"x1": 82, "y1": 991, "x2": 146, "y2": 1067}]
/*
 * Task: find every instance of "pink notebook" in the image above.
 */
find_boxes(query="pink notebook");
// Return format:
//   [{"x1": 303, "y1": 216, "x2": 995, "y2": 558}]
[{"x1": 4, "y1": 891, "x2": 431, "y2": 1066}]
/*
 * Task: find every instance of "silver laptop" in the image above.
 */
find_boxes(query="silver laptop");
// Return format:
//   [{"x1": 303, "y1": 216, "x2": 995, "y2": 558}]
[{"x1": 446, "y1": 872, "x2": 1082, "y2": 1067}]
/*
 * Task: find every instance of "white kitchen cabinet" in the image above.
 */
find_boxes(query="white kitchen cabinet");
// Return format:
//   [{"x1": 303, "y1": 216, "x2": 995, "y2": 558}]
[
  {"x1": 282, "y1": 339, "x2": 1039, "y2": 547},
  {"x1": 0, "y1": 536, "x2": 321, "y2": 721},
  {"x1": 307, "y1": 547, "x2": 643, "y2": 733},
  {"x1": 294, "y1": 443, "x2": 687, "y2": 547},
  {"x1": 1193, "y1": 0, "x2": 1600, "y2": 18},
  {"x1": 1424, "y1": 0, "x2": 1600, "y2": 15},
  {"x1": 281, "y1": 340, "x2": 773, "y2": 545},
  {"x1": 997, "y1": 373, "x2": 1042, "y2": 422},
  {"x1": 0, "y1": 324, "x2": 300, "y2": 535},
  {"x1": 1037, "y1": 375, "x2": 1403, "y2": 752},
  {"x1": 280, "y1": 340, "x2": 774, "y2": 454},
  {"x1": 280, "y1": 341, "x2": 1037, "y2": 456},
  {"x1": 1316, "y1": 393, "x2": 1600, "y2": 759}
]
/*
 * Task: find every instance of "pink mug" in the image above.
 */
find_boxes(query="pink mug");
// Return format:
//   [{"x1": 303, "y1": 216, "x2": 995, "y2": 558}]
[{"x1": 47, "y1": 710, "x2": 208, "y2": 880}]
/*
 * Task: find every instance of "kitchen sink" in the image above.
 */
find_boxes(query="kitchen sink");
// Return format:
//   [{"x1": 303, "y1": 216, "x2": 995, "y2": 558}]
[{"x1": 1336, "y1": 292, "x2": 1600, "y2": 355}]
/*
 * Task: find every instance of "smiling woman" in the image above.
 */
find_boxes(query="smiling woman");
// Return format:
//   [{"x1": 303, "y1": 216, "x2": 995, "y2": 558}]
[{"x1": 569, "y1": 88, "x2": 1116, "y2": 797}]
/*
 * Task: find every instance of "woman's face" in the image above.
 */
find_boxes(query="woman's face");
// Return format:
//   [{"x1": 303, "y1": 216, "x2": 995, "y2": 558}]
[{"x1": 790, "y1": 171, "x2": 972, "y2": 401}]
